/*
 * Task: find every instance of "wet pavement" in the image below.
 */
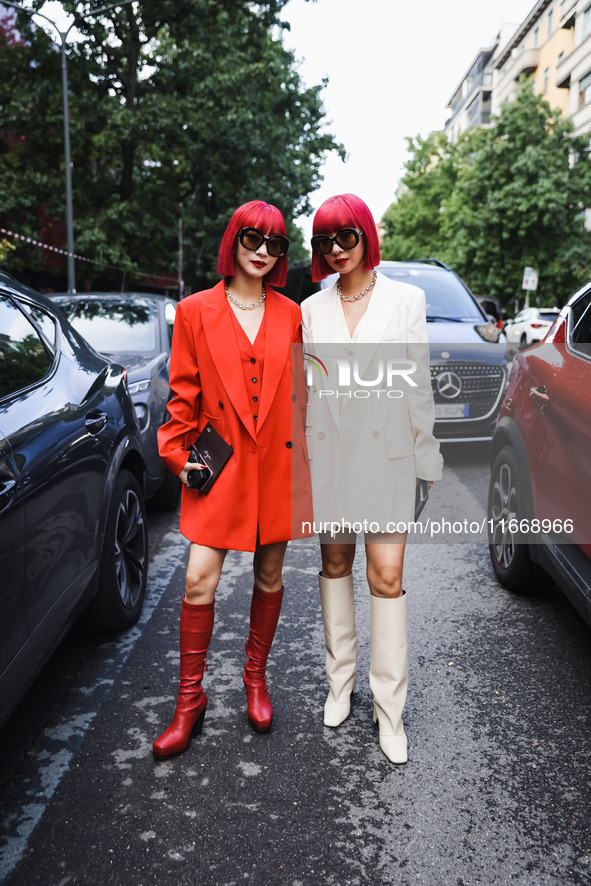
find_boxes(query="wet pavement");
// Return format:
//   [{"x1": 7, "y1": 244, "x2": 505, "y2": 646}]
[{"x1": 1, "y1": 449, "x2": 591, "y2": 885}]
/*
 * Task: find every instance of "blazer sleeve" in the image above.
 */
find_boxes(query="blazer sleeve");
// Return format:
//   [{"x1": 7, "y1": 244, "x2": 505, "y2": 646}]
[
  {"x1": 157, "y1": 300, "x2": 201, "y2": 476},
  {"x1": 406, "y1": 289, "x2": 444, "y2": 482}
]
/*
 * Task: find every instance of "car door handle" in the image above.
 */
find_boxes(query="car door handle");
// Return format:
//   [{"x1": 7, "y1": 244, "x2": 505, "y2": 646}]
[
  {"x1": 529, "y1": 386, "x2": 550, "y2": 407},
  {"x1": 85, "y1": 410, "x2": 108, "y2": 434}
]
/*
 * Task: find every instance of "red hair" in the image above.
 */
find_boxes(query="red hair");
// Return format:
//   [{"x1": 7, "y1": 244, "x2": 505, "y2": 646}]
[
  {"x1": 311, "y1": 193, "x2": 380, "y2": 282},
  {"x1": 218, "y1": 200, "x2": 288, "y2": 287}
]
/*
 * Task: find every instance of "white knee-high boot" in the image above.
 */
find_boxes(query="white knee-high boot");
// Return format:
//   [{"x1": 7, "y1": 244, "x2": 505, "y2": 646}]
[
  {"x1": 318, "y1": 573, "x2": 357, "y2": 727},
  {"x1": 369, "y1": 592, "x2": 408, "y2": 764}
]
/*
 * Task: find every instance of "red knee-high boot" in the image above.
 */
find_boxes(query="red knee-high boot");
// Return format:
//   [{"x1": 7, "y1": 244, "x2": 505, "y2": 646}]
[
  {"x1": 153, "y1": 598, "x2": 215, "y2": 758},
  {"x1": 243, "y1": 586, "x2": 284, "y2": 732}
]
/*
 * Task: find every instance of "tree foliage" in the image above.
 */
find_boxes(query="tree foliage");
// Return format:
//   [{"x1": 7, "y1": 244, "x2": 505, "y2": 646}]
[
  {"x1": 381, "y1": 84, "x2": 591, "y2": 308},
  {"x1": 0, "y1": 0, "x2": 343, "y2": 291},
  {"x1": 380, "y1": 131, "x2": 466, "y2": 261}
]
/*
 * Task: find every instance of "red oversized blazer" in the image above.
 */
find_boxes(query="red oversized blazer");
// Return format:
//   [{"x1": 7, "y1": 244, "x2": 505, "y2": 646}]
[{"x1": 158, "y1": 280, "x2": 312, "y2": 551}]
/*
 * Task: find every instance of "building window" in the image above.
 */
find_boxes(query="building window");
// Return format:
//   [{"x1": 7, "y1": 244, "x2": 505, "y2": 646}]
[
  {"x1": 585, "y1": 6, "x2": 591, "y2": 37},
  {"x1": 558, "y1": 51, "x2": 565, "y2": 65},
  {"x1": 544, "y1": 67, "x2": 550, "y2": 92},
  {"x1": 548, "y1": 8, "x2": 554, "y2": 36},
  {"x1": 534, "y1": 26, "x2": 540, "y2": 47},
  {"x1": 579, "y1": 71, "x2": 591, "y2": 107}
]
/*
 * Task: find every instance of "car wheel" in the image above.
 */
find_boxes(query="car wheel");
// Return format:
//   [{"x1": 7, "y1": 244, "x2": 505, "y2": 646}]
[
  {"x1": 520, "y1": 332, "x2": 528, "y2": 346},
  {"x1": 93, "y1": 469, "x2": 148, "y2": 630},
  {"x1": 488, "y1": 446, "x2": 536, "y2": 591},
  {"x1": 152, "y1": 466, "x2": 182, "y2": 510}
]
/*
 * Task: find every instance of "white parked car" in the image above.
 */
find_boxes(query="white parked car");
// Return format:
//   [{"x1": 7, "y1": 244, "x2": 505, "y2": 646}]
[{"x1": 504, "y1": 307, "x2": 560, "y2": 346}]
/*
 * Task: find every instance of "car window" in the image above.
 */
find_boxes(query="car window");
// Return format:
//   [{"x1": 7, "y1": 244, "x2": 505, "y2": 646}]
[
  {"x1": 56, "y1": 298, "x2": 158, "y2": 355},
  {"x1": 0, "y1": 295, "x2": 53, "y2": 399},
  {"x1": 570, "y1": 292, "x2": 591, "y2": 358},
  {"x1": 379, "y1": 267, "x2": 483, "y2": 320},
  {"x1": 24, "y1": 304, "x2": 57, "y2": 350}
]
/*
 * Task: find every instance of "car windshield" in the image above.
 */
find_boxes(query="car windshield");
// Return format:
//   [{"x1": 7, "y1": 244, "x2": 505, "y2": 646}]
[
  {"x1": 539, "y1": 311, "x2": 559, "y2": 321},
  {"x1": 379, "y1": 266, "x2": 484, "y2": 321},
  {"x1": 56, "y1": 298, "x2": 158, "y2": 355}
]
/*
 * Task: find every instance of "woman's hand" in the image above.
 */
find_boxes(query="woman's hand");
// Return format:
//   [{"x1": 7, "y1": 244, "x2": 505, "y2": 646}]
[{"x1": 179, "y1": 459, "x2": 207, "y2": 489}]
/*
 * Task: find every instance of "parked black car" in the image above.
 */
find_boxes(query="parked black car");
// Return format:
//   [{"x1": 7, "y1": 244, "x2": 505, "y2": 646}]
[
  {"x1": 313, "y1": 260, "x2": 512, "y2": 443},
  {"x1": 0, "y1": 273, "x2": 149, "y2": 728},
  {"x1": 52, "y1": 292, "x2": 179, "y2": 509}
]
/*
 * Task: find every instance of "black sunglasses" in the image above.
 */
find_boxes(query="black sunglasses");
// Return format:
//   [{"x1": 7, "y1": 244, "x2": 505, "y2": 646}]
[
  {"x1": 239, "y1": 227, "x2": 289, "y2": 258},
  {"x1": 310, "y1": 228, "x2": 364, "y2": 255}
]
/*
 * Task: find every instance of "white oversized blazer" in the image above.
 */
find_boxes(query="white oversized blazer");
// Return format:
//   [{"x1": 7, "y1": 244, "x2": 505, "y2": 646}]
[{"x1": 301, "y1": 271, "x2": 443, "y2": 529}]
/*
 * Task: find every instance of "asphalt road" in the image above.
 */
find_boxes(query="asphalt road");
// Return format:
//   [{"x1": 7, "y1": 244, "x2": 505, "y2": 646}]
[{"x1": 1, "y1": 445, "x2": 591, "y2": 886}]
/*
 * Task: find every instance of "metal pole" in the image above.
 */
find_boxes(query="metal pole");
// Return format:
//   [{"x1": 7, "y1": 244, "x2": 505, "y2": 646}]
[{"x1": 60, "y1": 37, "x2": 76, "y2": 292}]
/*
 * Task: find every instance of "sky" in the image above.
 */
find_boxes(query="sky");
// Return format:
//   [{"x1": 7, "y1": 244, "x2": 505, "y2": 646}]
[
  {"x1": 280, "y1": 0, "x2": 536, "y2": 234},
  {"x1": 31, "y1": 0, "x2": 536, "y2": 235}
]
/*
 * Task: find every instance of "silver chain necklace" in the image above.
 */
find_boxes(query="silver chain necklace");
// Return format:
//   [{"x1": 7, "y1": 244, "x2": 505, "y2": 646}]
[
  {"x1": 337, "y1": 270, "x2": 377, "y2": 302},
  {"x1": 225, "y1": 281, "x2": 266, "y2": 310}
]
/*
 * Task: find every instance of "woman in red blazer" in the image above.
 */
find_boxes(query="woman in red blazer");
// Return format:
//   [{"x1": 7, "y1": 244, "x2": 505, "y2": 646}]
[{"x1": 154, "y1": 200, "x2": 311, "y2": 758}]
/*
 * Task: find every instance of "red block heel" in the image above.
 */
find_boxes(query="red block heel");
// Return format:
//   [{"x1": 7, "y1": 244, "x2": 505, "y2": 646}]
[
  {"x1": 153, "y1": 598, "x2": 214, "y2": 758},
  {"x1": 243, "y1": 586, "x2": 284, "y2": 732}
]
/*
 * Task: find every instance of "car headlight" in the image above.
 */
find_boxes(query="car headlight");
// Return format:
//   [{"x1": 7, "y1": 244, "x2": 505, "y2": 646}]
[
  {"x1": 128, "y1": 378, "x2": 150, "y2": 395},
  {"x1": 474, "y1": 323, "x2": 502, "y2": 343}
]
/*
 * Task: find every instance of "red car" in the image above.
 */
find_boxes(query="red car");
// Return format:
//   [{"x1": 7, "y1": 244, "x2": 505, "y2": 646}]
[{"x1": 488, "y1": 284, "x2": 591, "y2": 625}]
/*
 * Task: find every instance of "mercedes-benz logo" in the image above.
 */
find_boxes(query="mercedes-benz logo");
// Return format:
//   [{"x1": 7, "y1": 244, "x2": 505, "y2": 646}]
[{"x1": 436, "y1": 370, "x2": 463, "y2": 399}]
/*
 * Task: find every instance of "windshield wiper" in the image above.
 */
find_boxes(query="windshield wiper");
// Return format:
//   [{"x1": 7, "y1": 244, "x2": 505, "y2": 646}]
[{"x1": 426, "y1": 315, "x2": 465, "y2": 322}]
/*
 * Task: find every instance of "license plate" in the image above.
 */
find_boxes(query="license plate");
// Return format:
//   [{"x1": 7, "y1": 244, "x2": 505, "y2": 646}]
[{"x1": 435, "y1": 403, "x2": 469, "y2": 418}]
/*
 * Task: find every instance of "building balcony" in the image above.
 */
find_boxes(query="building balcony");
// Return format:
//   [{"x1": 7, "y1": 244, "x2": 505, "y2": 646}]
[
  {"x1": 499, "y1": 47, "x2": 540, "y2": 84},
  {"x1": 556, "y1": 31, "x2": 591, "y2": 89},
  {"x1": 559, "y1": 0, "x2": 577, "y2": 30}
]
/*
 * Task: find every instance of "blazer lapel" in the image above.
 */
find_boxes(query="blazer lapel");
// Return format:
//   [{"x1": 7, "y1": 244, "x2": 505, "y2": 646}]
[
  {"x1": 256, "y1": 291, "x2": 291, "y2": 431},
  {"x1": 201, "y1": 281, "x2": 256, "y2": 441},
  {"x1": 304, "y1": 287, "x2": 342, "y2": 431},
  {"x1": 338, "y1": 272, "x2": 399, "y2": 413}
]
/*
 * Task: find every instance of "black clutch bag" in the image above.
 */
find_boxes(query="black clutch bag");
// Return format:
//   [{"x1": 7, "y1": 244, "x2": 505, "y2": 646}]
[
  {"x1": 415, "y1": 479, "x2": 429, "y2": 520},
  {"x1": 186, "y1": 422, "x2": 233, "y2": 494}
]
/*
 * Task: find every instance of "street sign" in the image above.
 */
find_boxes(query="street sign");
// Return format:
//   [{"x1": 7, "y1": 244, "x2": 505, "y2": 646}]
[{"x1": 522, "y1": 266, "x2": 539, "y2": 291}]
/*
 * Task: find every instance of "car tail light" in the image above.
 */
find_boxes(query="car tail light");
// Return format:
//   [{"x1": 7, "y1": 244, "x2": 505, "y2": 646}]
[{"x1": 530, "y1": 322, "x2": 545, "y2": 329}]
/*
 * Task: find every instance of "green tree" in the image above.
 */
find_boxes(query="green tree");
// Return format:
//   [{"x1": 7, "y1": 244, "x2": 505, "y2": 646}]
[
  {"x1": 442, "y1": 84, "x2": 591, "y2": 306},
  {"x1": 380, "y1": 130, "x2": 469, "y2": 261},
  {"x1": 381, "y1": 84, "x2": 591, "y2": 308},
  {"x1": 0, "y1": 1, "x2": 342, "y2": 290}
]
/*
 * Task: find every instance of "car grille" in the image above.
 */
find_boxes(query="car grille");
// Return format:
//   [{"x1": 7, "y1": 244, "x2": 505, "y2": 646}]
[{"x1": 430, "y1": 362, "x2": 505, "y2": 420}]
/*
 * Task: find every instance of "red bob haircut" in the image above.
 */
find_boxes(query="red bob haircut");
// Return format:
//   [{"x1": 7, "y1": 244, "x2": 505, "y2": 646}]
[
  {"x1": 218, "y1": 200, "x2": 288, "y2": 287},
  {"x1": 311, "y1": 193, "x2": 380, "y2": 282}
]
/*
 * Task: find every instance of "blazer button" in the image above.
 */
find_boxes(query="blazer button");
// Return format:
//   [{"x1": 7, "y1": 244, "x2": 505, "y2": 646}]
[
  {"x1": 250, "y1": 357, "x2": 256, "y2": 364},
  {"x1": 318, "y1": 432, "x2": 325, "y2": 440},
  {"x1": 286, "y1": 441, "x2": 292, "y2": 448},
  {"x1": 219, "y1": 400, "x2": 224, "y2": 408},
  {"x1": 251, "y1": 377, "x2": 257, "y2": 383},
  {"x1": 292, "y1": 393, "x2": 297, "y2": 402},
  {"x1": 372, "y1": 430, "x2": 380, "y2": 438}
]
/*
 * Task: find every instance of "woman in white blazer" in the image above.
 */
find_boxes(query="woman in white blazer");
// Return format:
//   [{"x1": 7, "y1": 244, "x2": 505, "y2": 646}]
[{"x1": 301, "y1": 194, "x2": 442, "y2": 765}]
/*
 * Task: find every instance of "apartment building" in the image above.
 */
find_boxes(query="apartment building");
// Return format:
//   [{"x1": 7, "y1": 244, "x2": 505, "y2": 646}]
[
  {"x1": 555, "y1": 0, "x2": 591, "y2": 135},
  {"x1": 493, "y1": 1, "x2": 573, "y2": 116},
  {"x1": 445, "y1": 44, "x2": 497, "y2": 143}
]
